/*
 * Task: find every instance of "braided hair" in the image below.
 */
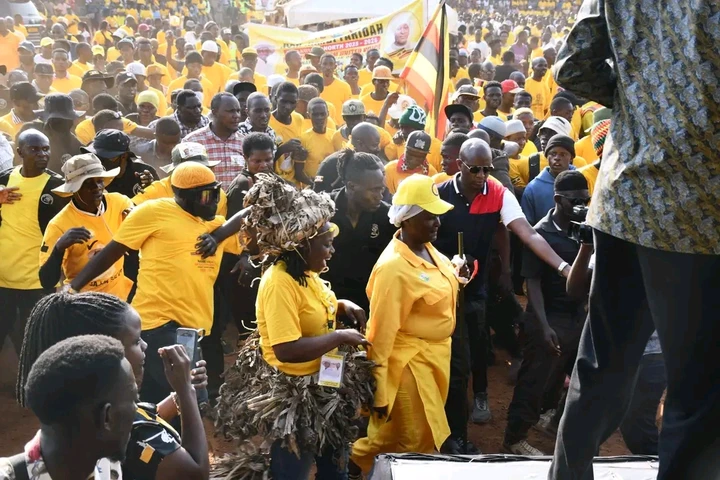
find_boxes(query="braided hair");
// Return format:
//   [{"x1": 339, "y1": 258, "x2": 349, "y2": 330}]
[
  {"x1": 336, "y1": 148, "x2": 383, "y2": 186},
  {"x1": 17, "y1": 292, "x2": 131, "y2": 407}
]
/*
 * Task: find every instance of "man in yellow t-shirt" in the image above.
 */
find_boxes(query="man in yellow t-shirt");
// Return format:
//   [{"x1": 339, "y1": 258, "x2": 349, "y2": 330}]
[
  {"x1": 357, "y1": 48, "x2": 380, "y2": 88},
  {"x1": 318, "y1": 54, "x2": 352, "y2": 126},
  {"x1": 384, "y1": 130, "x2": 438, "y2": 194},
  {"x1": 299, "y1": 98, "x2": 336, "y2": 184},
  {"x1": 69, "y1": 162, "x2": 240, "y2": 403},
  {"x1": 0, "y1": 129, "x2": 68, "y2": 355},
  {"x1": 39, "y1": 154, "x2": 134, "y2": 300},
  {"x1": 51, "y1": 49, "x2": 82, "y2": 94},
  {"x1": 67, "y1": 43, "x2": 93, "y2": 78},
  {"x1": 525, "y1": 57, "x2": 551, "y2": 120},
  {"x1": 269, "y1": 82, "x2": 306, "y2": 183},
  {"x1": 167, "y1": 52, "x2": 214, "y2": 108},
  {"x1": 332, "y1": 99, "x2": 391, "y2": 155},
  {"x1": 197, "y1": 40, "x2": 233, "y2": 96},
  {"x1": 2, "y1": 82, "x2": 43, "y2": 137},
  {"x1": 234, "y1": 47, "x2": 268, "y2": 94},
  {"x1": 360, "y1": 66, "x2": 394, "y2": 132}
]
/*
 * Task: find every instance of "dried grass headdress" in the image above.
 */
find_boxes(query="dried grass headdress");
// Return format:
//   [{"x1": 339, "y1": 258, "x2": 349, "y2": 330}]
[{"x1": 242, "y1": 173, "x2": 335, "y2": 257}]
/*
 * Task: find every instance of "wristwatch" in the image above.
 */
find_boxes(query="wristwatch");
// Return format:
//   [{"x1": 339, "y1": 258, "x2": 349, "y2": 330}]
[{"x1": 557, "y1": 261, "x2": 569, "y2": 276}]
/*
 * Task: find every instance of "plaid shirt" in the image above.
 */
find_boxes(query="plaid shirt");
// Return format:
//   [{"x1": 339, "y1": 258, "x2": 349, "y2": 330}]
[
  {"x1": 183, "y1": 123, "x2": 244, "y2": 187},
  {"x1": 149, "y1": 112, "x2": 209, "y2": 139}
]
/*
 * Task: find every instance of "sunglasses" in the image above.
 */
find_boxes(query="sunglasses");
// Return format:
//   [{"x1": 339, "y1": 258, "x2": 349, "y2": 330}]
[
  {"x1": 561, "y1": 196, "x2": 591, "y2": 206},
  {"x1": 460, "y1": 160, "x2": 494, "y2": 175},
  {"x1": 184, "y1": 184, "x2": 221, "y2": 205}
]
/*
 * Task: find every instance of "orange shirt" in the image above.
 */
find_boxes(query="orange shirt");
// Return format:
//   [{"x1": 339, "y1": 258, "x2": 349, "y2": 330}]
[{"x1": 0, "y1": 32, "x2": 20, "y2": 71}]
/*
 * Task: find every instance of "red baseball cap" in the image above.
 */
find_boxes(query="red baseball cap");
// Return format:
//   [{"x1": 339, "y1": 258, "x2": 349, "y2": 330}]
[{"x1": 501, "y1": 79, "x2": 523, "y2": 94}]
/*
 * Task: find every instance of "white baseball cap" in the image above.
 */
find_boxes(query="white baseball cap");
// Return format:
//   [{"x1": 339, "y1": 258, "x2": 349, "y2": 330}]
[
  {"x1": 540, "y1": 116, "x2": 572, "y2": 136},
  {"x1": 201, "y1": 40, "x2": 219, "y2": 53},
  {"x1": 505, "y1": 119, "x2": 526, "y2": 137},
  {"x1": 479, "y1": 116, "x2": 507, "y2": 138},
  {"x1": 126, "y1": 62, "x2": 147, "y2": 77}
]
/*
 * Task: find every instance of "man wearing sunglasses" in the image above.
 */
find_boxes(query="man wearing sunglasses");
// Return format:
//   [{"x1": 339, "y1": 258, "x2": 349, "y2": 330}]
[
  {"x1": 502, "y1": 170, "x2": 590, "y2": 456},
  {"x1": 435, "y1": 137, "x2": 573, "y2": 454},
  {"x1": 521, "y1": 134, "x2": 577, "y2": 226},
  {"x1": 68, "y1": 161, "x2": 241, "y2": 404}
]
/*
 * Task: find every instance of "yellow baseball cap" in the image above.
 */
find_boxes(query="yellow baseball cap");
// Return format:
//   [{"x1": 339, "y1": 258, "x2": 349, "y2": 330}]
[
  {"x1": 242, "y1": 47, "x2": 257, "y2": 56},
  {"x1": 393, "y1": 174, "x2": 454, "y2": 215},
  {"x1": 372, "y1": 66, "x2": 393, "y2": 80},
  {"x1": 170, "y1": 162, "x2": 217, "y2": 189},
  {"x1": 40, "y1": 37, "x2": 53, "y2": 47},
  {"x1": 92, "y1": 45, "x2": 105, "y2": 56}
]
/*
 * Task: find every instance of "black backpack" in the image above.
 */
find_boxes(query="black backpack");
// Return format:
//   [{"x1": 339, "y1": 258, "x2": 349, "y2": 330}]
[{"x1": 528, "y1": 153, "x2": 542, "y2": 184}]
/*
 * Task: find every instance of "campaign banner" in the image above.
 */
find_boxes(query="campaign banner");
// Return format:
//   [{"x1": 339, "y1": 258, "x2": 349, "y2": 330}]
[{"x1": 246, "y1": 0, "x2": 424, "y2": 74}]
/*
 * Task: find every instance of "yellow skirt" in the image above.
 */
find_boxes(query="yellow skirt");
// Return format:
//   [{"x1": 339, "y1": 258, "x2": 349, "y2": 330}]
[{"x1": 351, "y1": 366, "x2": 440, "y2": 473}]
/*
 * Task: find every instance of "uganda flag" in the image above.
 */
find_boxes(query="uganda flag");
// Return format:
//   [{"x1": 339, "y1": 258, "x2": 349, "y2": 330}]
[{"x1": 400, "y1": 0, "x2": 450, "y2": 140}]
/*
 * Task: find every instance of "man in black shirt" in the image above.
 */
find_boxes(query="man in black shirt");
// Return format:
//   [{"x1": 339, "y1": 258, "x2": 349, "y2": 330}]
[
  {"x1": 323, "y1": 149, "x2": 394, "y2": 313},
  {"x1": 503, "y1": 170, "x2": 589, "y2": 456},
  {"x1": 82, "y1": 129, "x2": 158, "y2": 198},
  {"x1": 494, "y1": 51, "x2": 518, "y2": 82},
  {"x1": 313, "y1": 122, "x2": 382, "y2": 194}
]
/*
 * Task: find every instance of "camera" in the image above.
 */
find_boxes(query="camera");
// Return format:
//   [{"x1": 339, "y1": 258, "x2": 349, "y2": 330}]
[{"x1": 568, "y1": 206, "x2": 593, "y2": 244}]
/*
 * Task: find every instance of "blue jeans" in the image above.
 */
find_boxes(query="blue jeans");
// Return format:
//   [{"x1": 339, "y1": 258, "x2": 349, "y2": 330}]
[
  {"x1": 620, "y1": 353, "x2": 666, "y2": 455},
  {"x1": 270, "y1": 440, "x2": 348, "y2": 480}
]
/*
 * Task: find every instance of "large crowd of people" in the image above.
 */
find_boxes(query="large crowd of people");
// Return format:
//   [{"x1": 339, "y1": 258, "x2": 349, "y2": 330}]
[{"x1": 0, "y1": 0, "x2": 718, "y2": 478}]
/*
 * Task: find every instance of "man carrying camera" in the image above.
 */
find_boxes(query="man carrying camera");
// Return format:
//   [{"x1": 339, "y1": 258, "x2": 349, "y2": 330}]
[{"x1": 502, "y1": 170, "x2": 590, "y2": 456}]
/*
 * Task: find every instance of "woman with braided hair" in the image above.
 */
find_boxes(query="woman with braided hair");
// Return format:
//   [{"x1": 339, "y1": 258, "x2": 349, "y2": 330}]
[
  {"x1": 196, "y1": 173, "x2": 374, "y2": 480},
  {"x1": 17, "y1": 291, "x2": 211, "y2": 480}
]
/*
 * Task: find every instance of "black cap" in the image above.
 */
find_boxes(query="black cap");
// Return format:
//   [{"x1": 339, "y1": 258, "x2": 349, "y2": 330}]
[
  {"x1": 34, "y1": 63, "x2": 54, "y2": 75},
  {"x1": 81, "y1": 129, "x2": 134, "y2": 158},
  {"x1": 82, "y1": 69, "x2": 115, "y2": 88},
  {"x1": 10, "y1": 82, "x2": 43, "y2": 102},
  {"x1": 18, "y1": 41, "x2": 35, "y2": 53},
  {"x1": 444, "y1": 103, "x2": 473, "y2": 123},
  {"x1": 33, "y1": 93, "x2": 84, "y2": 121},
  {"x1": 115, "y1": 71, "x2": 137, "y2": 85},
  {"x1": 232, "y1": 81, "x2": 256, "y2": 97}
]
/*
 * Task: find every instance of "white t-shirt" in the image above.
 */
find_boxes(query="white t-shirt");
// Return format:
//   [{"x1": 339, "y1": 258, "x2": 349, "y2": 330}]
[
  {"x1": 34, "y1": 54, "x2": 52, "y2": 65},
  {"x1": 467, "y1": 41, "x2": 490, "y2": 61}
]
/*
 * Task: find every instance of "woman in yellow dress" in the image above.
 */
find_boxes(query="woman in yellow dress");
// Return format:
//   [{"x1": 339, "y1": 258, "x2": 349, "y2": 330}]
[{"x1": 351, "y1": 173, "x2": 467, "y2": 475}]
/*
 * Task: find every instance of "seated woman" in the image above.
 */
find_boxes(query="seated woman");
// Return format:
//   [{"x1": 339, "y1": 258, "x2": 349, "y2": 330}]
[
  {"x1": 17, "y1": 292, "x2": 210, "y2": 480},
  {"x1": 351, "y1": 174, "x2": 468, "y2": 476},
  {"x1": 198, "y1": 173, "x2": 374, "y2": 480},
  {"x1": 39, "y1": 153, "x2": 134, "y2": 300}
]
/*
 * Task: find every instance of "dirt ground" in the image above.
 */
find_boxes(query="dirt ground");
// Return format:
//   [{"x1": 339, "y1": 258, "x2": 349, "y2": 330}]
[{"x1": 0, "y1": 335, "x2": 629, "y2": 461}]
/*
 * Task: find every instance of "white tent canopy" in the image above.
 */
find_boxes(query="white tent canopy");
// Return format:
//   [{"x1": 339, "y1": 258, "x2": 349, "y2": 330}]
[{"x1": 284, "y1": 0, "x2": 458, "y2": 33}]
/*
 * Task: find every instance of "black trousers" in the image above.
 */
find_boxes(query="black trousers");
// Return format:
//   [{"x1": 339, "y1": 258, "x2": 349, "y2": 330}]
[
  {"x1": 445, "y1": 299, "x2": 486, "y2": 438},
  {"x1": 0, "y1": 288, "x2": 49, "y2": 355},
  {"x1": 487, "y1": 286, "x2": 524, "y2": 359},
  {"x1": 549, "y1": 230, "x2": 720, "y2": 480},
  {"x1": 504, "y1": 315, "x2": 582, "y2": 445}
]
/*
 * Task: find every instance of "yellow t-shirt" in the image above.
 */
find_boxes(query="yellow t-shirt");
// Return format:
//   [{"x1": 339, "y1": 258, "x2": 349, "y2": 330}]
[
  {"x1": 52, "y1": 74, "x2": 83, "y2": 94},
  {"x1": 524, "y1": 77, "x2": 551, "y2": 120},
  {"x1": 578, "y1": 162, "x2": 599, "y2": 197},
  {"x1": 0, "y1": 168, "x2": 51, "y2": 289},
  {"x1": 75, "y1": 117, "x2": 137, "y2": 145},
  {"x1": 269, "y1": 111, "x2": 305, "y2": 182},
  {"x1": 575, "y1": 135, "x2": 598, "y2": 163},
  {"x1": 131, "y1": 176, "x2": 228, "y2": 217},
  {"x1": 300, "y1": 128, "x2": 337, "y2": 178},
  {"x1": 67, "y1": 61, "x2": 91, "y2": 79},
  {"x1": 106, "y1": 46, "x2": 121, "y2": 61},
  {"x1": 357, "y1": 67, "x2": 373, "y2": 88},
  {"x1": 39, "y1": 192, "x2": 134, "y2": 299},
  {"x1": 432, "y1": 171, "x2": 453, "y2": 184},
  {"x1": 384, "y1": 160, "x2": 438, "y2": 194},
  {"x1": 475, "y1": 111, "x2": 508, "y2": 123},
  {"x1": 166, "y1": 75, "x2": 214, "y2": 108},
  {"x1": 112, "y1": 198, "x2": 240, "y2": 333},
  {"x1": 201, "y1": 62, "x2": 234, "y2": 95},
  {"x1": 320, "y1": 78, "x2": 352, "y2": 125},
  {"x1": 509, "y1": 153, "x2": 588, "y2": 187},
  {"x1": 0, "y1": 112, "x2": 25, "y2": 137},
  {"x1": 256, "y1": 261, "x2": 338, "y2": 376},
  {"x1": 521, "y1": 141, "x2": 538, "y2": 157}
]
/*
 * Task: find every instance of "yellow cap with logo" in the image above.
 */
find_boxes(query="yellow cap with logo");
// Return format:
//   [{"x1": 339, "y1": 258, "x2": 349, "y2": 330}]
[{"x1": 393, "y1": 174, "x2": 454, "y2": 215}]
